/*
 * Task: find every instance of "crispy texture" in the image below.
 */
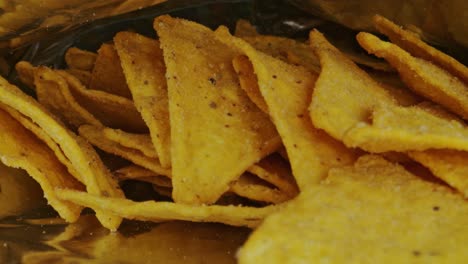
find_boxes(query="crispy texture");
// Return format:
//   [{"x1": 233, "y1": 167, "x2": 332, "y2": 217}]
[
  {"x1": 230, "y1": 173, "x2": 290, "y2": 204},
  {"x1": 65, "y1": 68, "x2": 91, "y2": 87},
  {"x1": 216, "y1": 26, "x2": 357, "y2": 189},
  {"x1": 15, "y1": 61, "x2": 35, "y2": 90},
  {"x1": 234, "y1": 19, "x2": 258, "y2": 37},
  {"x1": 89, "y1": 43, "x2": 132, "y2": 98},
  {"x1": 239, "y1": 155, "x2": 468, "y2": 263},
  {"x1": 64, "y1": 47, "x2": 97, "y2": 71},
  {"x1": 56, "y1": 188, "x2": 282, "y2": 228},
  {"x1": 0, "y1": 76, "x2": 123, "y2": 230},
  {"x1": 79, "y1": 125, "x2": 170, "y2": 177},
  {"x1": 34, "y1": 66, "x2": 102, "y2": 129},
  {"x1": 114, "y1": 165, "x2": 172, "y2": 188},
  {"x1": 0, "y1": 108, "x2": 83, "y2": 222},
  {"x1": 309, "y1": 30, "x2": 395, "y2": 141},
  {"x1": 114, "y1": 32, "x2": 171, "y2": 168},
  {"x1": 103, "y1": 128, "x2": 158, "y2": 158},
  {"x1": 357, "y1": 32, "x2": 468, "y2": 120},
  {"x1": 373, "y1": 15, "x2": 468, "y2": 84},
  {"x1": 409, "y1": 150, "x2": 468, "y2": 198},
  {"x1": 155, "y1": 15, "x2": 280, "y2": 204},
  {"x1": 57, "y1": 70, "x2": 147, "y2": 133}
]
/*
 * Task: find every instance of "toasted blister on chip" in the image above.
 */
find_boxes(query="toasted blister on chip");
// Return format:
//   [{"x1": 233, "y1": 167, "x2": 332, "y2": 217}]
[
  {"x1": 344, "y1": 104, "x2": 468, "y2": 152},
  {"x1": 230, "y1": 173, "x2": 291, "y2": 204},
  {"x1": 234, "y1": 19, "x2": 258, "y2": 37},
  {"x1": 65, "y1": 68, "x2": 91, "y2": 87},
  {"x1": 0, "y1": 76, "x2": 123, "y2": 230},
  {"x1": 0, "y1": 107, "x2": 83, "y2": 222},
  {"x1": 65, "y1": 47, "x2": 97, "y2": 71},
  {"x1": 114, "y1": 31, "x2": 171, "y2": 168},
  {"x1": 15, "y1": 61, "x2": 35, "y2": 90},
  {"x1": 89, "y1": 43, "x2": 132, "y2": 98},
  {"x1": 154, "y1": 15, "x2": 280, "y2": 205},
  {"x1": 309, "y1": 30, "x2": 395, "y2": 141},
  {"x1": 103, "y1": 128, "x2": 158, "y2": 159},
  {"x1": 33, "y1": 66, "x2": 103, "y2": 129},
  {"x1": 56, "y1": 188, "x2": 282, "y2": 228},
  {"x1": 357, "y1": 32, "x2": 468, "y2": 120},
  {"x1": 409, "y1": 150, "x2": 468, "y2": 198},
  {"x1": 238, "y1": 155, "x2": 468, "y2": 264},
  {"x1": 373, "y1": 15, "x2": 468, "y2": 84},
  {"x1": 216, "y1": 26, "x2": 357, "y2": 189},
  {"x1": 56, "y1": 70, "x2": 147, "y2": 133},
  {"x1": 79, "y1": 125, "x2": 170, "y2": 177}
]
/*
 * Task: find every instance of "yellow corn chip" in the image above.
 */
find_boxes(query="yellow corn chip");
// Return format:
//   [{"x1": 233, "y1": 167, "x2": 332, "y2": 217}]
[
  {"x1": 114, "y1": 165, "x2": 171, "y2": 188},
  {"x1": 230, "y1": 173, "x2": 291, "y2": 204},
  {"x1": 0, "y1": 76, "x2": 123, "y2": 230},
  {"x1": 89, "y1": 43, "x2": 132, "y2": 98},
  {"x1": 15, "y1": 61, "x2": 35, "y2": 90},
  {"x1": 103, "y1": 128, "x2": 158, "y2": 159},
  {"x1": 33, "y1": 66, "x2": 102, "y2": 129},
  {"x1": 152, "y1": 185, "x2": 173, "y2": 198},
  {"x1": 0, "y1": 108, "x2": 83, "y2": 222},
  {"x1": 409, "y1": 150, "x2": 468, "y2": 197},
  {"x1": 216, "y1": 26, "x2": 357, "y2": 189},
  {"x1": 154, "y1": 15, "x2": 280, "y2": 204},
  {"x1": 79, "y1": 125, "x2": 170, "y2": 177},
  {"x1": 56, "y1": 188, "x2": 282, "y2": 228},
  {"x1": 373, "y1": 15, "x2": 468, "y2": 84},
  {"x1": 239, "y1": 155, "x2": 468, "y2": 263},
  {"x1": 57, "y1": 70, "x2": 147, "y2": 132},
  {"x1": 309, "y1": 30, "x2": 395, "y2": 141},
  {"x1": 357, "y1": 32, "x2": 468, "y2": 120},
  {"x1": 65, "y1": 68, "x2": 91, "y2": 87},
  {"x1": 114, "y1": 31, "x2": 171, "y2": 168},
  {"x1": 234, "y1": 19, "x2": 258, "y2": 37},
  {"x1": 64, "y1": 47, "x2": 97, "y2": 71}
]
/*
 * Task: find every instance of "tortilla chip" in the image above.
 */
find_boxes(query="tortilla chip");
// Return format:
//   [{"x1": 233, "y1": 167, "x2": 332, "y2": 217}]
[
  {"x1": 233, "y1": 55, "x2": 269, "y2": 113},
  {"x1": 114, "y1": 31, "x2": 171, "y2": 168},
  {"x1": 114, "y1": 165, "x2": 171, "y2": 188},
  {"x1": 15, "y1": 61, "x2": 35, "y2": 90},
  {"x1": 246, "y1": 153, "x2": 298, "y2": 197},
  {"x1": 309, "y1": 30, "x2": 395, "y2": 141},
  {"x1": 57, "y1": 70, "x2": 147, "y2": 133},
  {"x1": 152, "y1": 185, "x2": 173, "y2": 198},
  {"x1": 409, "y1": 150, "x2": 468, "y2": 198},
  {"x1": 0, "y1": 108, "x2": 83, "y2": 222},
  {"x1": 0, "y1": 76, "x2": 123, "y2": 230},
  {"x1": 65, "y1": 68, "x2": 91, "y2": 87},
  {"x1": 64, "y1": 47, "x2": 97, "y2": 71},
  {"x1": 357, "y1": 32, "x2": 468, "y2": 120},
  {"x1": 89, "y1": 43, "x2": 132, "y2": 98},
  {"x1": 234, "y1": 19, "x2": 258, "y2": 37},
  {"x1": 344, "y1": 104, "x2": 468, "y2": 152},
  {"x1": 238, "y1": 155, "x2": 468, "y2": 263},
  {"x1": 373, "y1": 15, "x2": 468, "y2": 84},
  {"x1": 154, "y1": 15, "x2": 280, "y2": 204},
  {"x1": 56, "y1": 188, "x2": 282, "y2": 228},
  {"x1": 103, "y1": 128, "x2": 158, "y2": 159},
  {"x1": 230, "y1": 173, "x2": 291, "y2": 204},
  {"x1": 216, "y1": 26, "x2": 357, "y2": 189},
  {"x1": 79, "y1": 125, "x2": 170, "y2": 177},
  {"x1": 33, "y1": 66, "x2": 102, "y2": 129}
]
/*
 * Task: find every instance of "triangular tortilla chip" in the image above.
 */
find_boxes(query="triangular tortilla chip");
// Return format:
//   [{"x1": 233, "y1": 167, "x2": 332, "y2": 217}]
[
  {"x1": 234, "y1": 19, "x2": 258, "y2": 37},
  {"x1": 15, "y1": 61, "x2": 35, "y2": 90},
  {"x1": 154, "y1": 15, "x2": 280, "y2": 204},
  {"x1": 65, "y1": 68, "x2": 91, "y2": 87},
  {"x1": 89, "y1": 43, "x2": 132, "y2": 98},
  {"x1": 373, "y1": 15, "x2": 468, "y2": 84},
  {"x1": 0, "y1": 107, "x2": 83, "y2": 222},
  {"x1": 216, "y1": 26, "x2": 357, "y2": 189},
  {"x1": 103, "y1": 128, "x2": 158, "y2": 158},
  {"x1": 357, "y1": 32, "x2": 468, "y2": 120},
  {"x1": 64, "y1": 47, "x2": 97, "y2": 71},
  {"x1": 230, "y1": 173, "x2": 291, "y2": 204},
  {"x1": 0, "y1": 76, "x2": 123, "y2": 230},
  {"x1": 114, "y1": 31, "x2": 171, "y2": 168},
  {"x1": 238, "y1": 155, "x2": 468, "y2": 263}
]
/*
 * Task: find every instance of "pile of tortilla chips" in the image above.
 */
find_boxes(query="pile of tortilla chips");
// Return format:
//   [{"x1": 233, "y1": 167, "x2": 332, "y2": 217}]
[{"x1": 2, "y1": 13, "x2": 467, "y2": 262}]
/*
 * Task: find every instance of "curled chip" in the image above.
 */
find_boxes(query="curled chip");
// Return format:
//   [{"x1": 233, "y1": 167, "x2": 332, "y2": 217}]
[
  {"x1": 103, "y1": 128, "x2": 158, "y2": 159},
  {"x1": 239, "y1": 155, "x2": 468, "y2": 264},
  {"x1": 79, "y1": 125, "x2": 170, "y2": 177},
  {"x1": 56, "y1": 188, "x2": 282, "y2": 228},
  {"x1": 230, "y1": 173, "x2": 291, "y2": 204},
  {"x1": 0, "y1": 107, "x2": 83, "y2": 222},
  {"x1": 357, "y1": 32, "x2": 468, "y2": 120},
  {"x1": 216, "y1": 26, "x2": 357, "y2": 189},
  {"x1": 114, "y1": 31, "x2": 171, "y2": 168},
  {"x1": 373, "y1": 15, "x2": 468, "y2": 84},
  {"x1": 33, "y1": 66, "x2": 102, "y2": 129},
  {"x1": 155, "y1": 15, "x2": 280, "y2": 205},
  {"x1": 64, "y1": 47, "x2": 97, "y2": 71},
  {"x1": 89, "y1": 43, "x2": 132, "y2": 98},
  {"x1": 0, "y1": 76, "x2": 123, "y2": 230}
]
